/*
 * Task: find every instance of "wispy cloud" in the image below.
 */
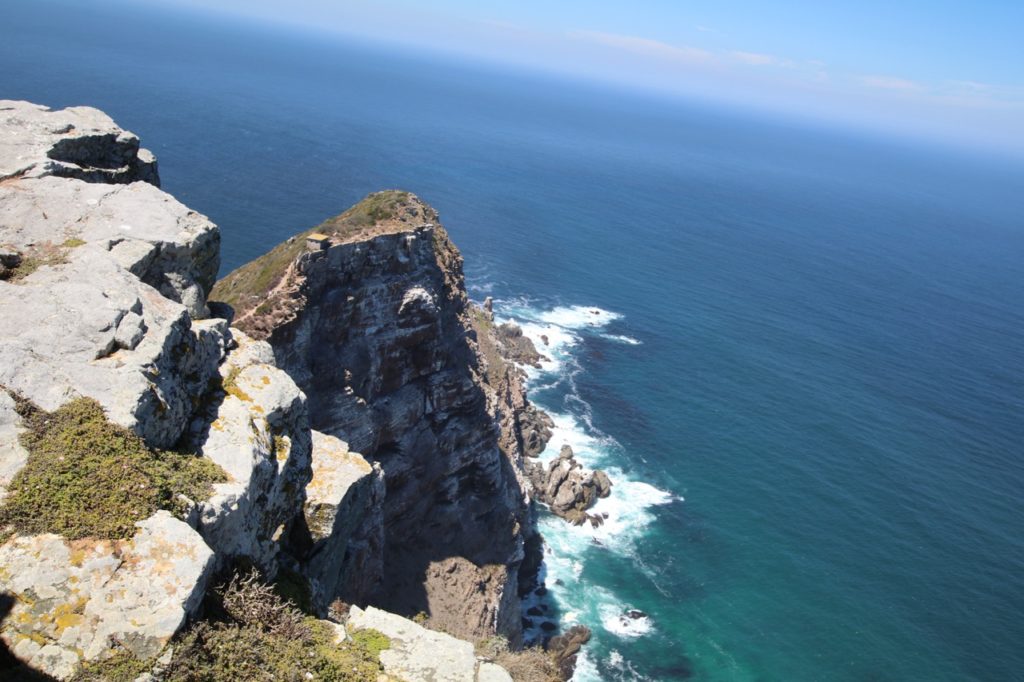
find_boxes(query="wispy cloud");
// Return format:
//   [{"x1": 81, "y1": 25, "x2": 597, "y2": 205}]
[
  {"x1": 568, "y1": 30, "x2": 713, "y2": 64},
  {"x1": 858, "y1": 75, "x2": 925, "y2": 91},
  {"x1": 731, "y1": 51, "x2": 793, "y2": 67}
]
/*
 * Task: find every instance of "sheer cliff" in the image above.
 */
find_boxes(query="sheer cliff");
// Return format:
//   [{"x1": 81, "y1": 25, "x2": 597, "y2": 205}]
[{"x1": 212, "y1": 191, "x2": 551, "y2": 644}]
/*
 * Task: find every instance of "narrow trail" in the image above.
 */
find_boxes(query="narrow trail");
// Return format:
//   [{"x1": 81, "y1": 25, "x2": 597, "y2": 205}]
[{"x1": 231, "y1": 259, "x2": 298, "y2": 328}]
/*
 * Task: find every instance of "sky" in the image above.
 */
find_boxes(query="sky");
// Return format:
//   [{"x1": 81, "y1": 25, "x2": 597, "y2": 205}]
[{"x1": 151, "y1": 0, "x2": 1024, "y2": 152}]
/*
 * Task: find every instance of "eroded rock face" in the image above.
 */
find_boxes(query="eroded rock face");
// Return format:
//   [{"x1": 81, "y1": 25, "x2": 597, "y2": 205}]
[
  {"x1": 190, "y1": 330, "x2": 314, "y2": 574},
  {"x1": 298, "y1": 430, "x2": 384, "y2": 613},
  {"x1": 0, "y1": 100, "x2": 159, "y2": 185},
  {"x1": 348, "y1": 605, "x2": 513, "y2": 682},
  {"x1": 0, "y1": 100, "x2": 222, "y2": 449},
  {"x1": 218, "y1": 194, "x2": 537, "y2": 643},
  {"x1": 0, "y1": 512, "x2": 214, "y2": 680},
  {"x1": 0, "y1": 389, "x2": 28, "y2": 503}
]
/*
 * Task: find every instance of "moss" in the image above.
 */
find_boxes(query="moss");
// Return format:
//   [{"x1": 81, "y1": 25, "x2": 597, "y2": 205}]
[
  {"x1": 272, "y1": 433, "x2": 290, "y2": 462},
  {"x1": 0, "y1": 397, "x2": 226, "y2": 540},
  {"x1": 71, "y1": 649, "x2": 152, "y2": 682},
  {"x1": 62, "y1": 237, "x2": 86, "y2": 248},
  {"x1": 348, "y1": 627, "x2": 391, "y2": 659},
  {"x1": 221, "y1": 366, "x2": 251, "y2": 403}
]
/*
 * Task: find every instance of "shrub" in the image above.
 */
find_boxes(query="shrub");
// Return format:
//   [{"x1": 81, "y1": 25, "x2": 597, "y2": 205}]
[
  {"x1": 0, "y1": 397, "x2": 225, "y2": 540},
  {"x1": 70, "y1": 649, "x2": 151, "y2": 682},
  {"x1": 161, "y1": 571, "x2": 390, "y2": 682}
]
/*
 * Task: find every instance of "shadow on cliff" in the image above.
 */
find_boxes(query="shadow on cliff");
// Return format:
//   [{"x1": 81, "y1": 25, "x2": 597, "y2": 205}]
[
  {"x1": 0, "y1": 593, "x2": 59, "y2": 681},
  {"x1": 368, "y1": 445, "x2": 537, "y2": 644}
]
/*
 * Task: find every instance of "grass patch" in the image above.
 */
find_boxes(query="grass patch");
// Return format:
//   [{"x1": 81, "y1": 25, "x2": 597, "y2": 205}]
[
  {"x1": 0, "y1": 242, "x2": 73, "y2": 283},
  {"x1": 0, "y1": 397, "x2": 226, "y2": 540},
  {"x1": 61, "y1": 237, "x2": 86, "y2": 248}
]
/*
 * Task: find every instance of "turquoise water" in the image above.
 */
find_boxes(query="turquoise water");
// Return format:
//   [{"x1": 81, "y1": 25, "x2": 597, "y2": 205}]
[{"x1": 3, "y1": 2, "x2": 1024, "y2": 679}]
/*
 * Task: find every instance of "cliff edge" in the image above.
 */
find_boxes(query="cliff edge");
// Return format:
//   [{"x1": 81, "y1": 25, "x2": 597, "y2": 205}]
[
  {"x1": 0, "y1": 101, "x2": 518, "y2": 681},
  {"x1": 212, "y1": 190, "x2": 552, "y2": 645}
]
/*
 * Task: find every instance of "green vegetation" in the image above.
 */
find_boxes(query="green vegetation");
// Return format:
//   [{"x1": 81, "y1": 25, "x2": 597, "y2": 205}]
[
  {"x1": 71, "y1": 650, "x2": 152, "y2": 682},
  {"x1": 61, "y1": 237, "x2": 86, "y2": 248},
  {"x1": 468, "y1": 304, "x2": 508, "y2": 387},
  {"x1": 0, "y1": 397, "x2": 226, "y2": 540},
  {"x1": 158, "y1": 571, "x2": 390, "y2": 682},
  {"x1": 209, "y1": 190, "x2": 423, "y2": 317}
]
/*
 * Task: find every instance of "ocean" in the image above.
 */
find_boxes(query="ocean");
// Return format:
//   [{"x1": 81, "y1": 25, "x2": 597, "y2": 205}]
[{"x1": 3, "y1": 1, "x2": 1023, "y2": 679}]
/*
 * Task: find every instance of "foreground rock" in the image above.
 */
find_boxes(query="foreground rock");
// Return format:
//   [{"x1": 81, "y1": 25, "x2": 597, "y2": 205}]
[
  {"x1": 0, "y1": 512, "x2": 214, "y2": 679},
  {"x1": 298, "y1": 430, "x2": 384, "y2": 612},
  {"x1": 0, "y1": 100, "x2": 159, "y2": 185},
  {"x1": 349, "y1": 605, "x2": 513, "y2": 682}
]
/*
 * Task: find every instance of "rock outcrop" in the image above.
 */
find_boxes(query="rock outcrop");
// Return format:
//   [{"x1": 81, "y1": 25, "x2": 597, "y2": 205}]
[
  {"x1": 0, "y1": 103, "x2": 316, "y2": 678},
  {"x1": 298, "y1": 430, "x2": 385, "y2": 613},
  {"x1": 212, "y1": 191, "x2": 552, "y2": 644},
  {"x1": 348, "y1": 605, "x2": 513, "y2": 682},
  {"x1": 0, "y1": 102, "x2": 541, "y2": 680},
  {"x1": 0, "y1": 512, "x2": 214, "y2": 679},
  {"x1": 527, "y1": 444, "x2": 612, "y2": 526}
]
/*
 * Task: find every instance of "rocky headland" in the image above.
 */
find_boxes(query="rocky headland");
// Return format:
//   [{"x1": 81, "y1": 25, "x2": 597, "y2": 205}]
[{"x1": 0, "y1": 100, "x2": 608, "y2": 681}]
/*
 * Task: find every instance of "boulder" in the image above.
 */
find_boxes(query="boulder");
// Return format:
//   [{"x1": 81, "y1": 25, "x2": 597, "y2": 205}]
[
  {"x1": 526, "y1": 444, "x2": 613, "y2": 525},
  {"x1": 348, "y1": 605, "x2": 512, "y2": 682},
  {"x1": 0, "y1": 511, "x2": 214, "y2": 680}
]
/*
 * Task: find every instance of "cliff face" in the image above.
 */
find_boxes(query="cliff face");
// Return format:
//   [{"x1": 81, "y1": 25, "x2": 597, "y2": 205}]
[
  {"x1": 213, "y1": 191, "x2": 548, "y2": 643},
  {"x1": 0, "y1": 103, "x2": 516, "y2": 681}
]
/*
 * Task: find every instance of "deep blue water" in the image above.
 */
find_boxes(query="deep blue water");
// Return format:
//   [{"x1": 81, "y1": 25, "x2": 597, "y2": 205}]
[{"x1": 3, "y1": 1, "x2": 1024, "y2": 679}]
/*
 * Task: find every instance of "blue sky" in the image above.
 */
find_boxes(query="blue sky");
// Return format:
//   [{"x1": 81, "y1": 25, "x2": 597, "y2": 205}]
[{"x1": 156, "y1": 0, "x2": 1024, "y2": 151}]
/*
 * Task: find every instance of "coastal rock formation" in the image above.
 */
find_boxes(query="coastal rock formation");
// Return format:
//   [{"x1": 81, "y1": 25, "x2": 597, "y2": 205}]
[
  {"x1": 527, "y1": 445, "x2": 612, "y2": 526},
  {"x1": 0, "y1": 512, "x2": 214, "y2": 678},
  {"x1": 348, "y1": 605, "x2": 513, "y2": 682},
  {"x1": 298, "y1": 430, "x2": 385, "y2": 612},
  {"x1": 187, "y1": 330, "x2": 315, "y2": 574},
  {"x1": 212, "y1": 191, "x2": 552, "y2": 643},
  {"x1": 0, "y1": 102, "x2": 529, "y2": 680},
  {"x1": 0, "y1": 100, "x2": 159, "y2": 185}
]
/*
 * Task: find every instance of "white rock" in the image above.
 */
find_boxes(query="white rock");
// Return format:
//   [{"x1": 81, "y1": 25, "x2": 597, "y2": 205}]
[
  {"x1": 0, "y1": 512, "x2": 214, "y2": 679},
  {"x1": 0, "y1": 388, "x2": 28, "y2": 502},
  {"x1": 347, "y1": 605, "x2": 512, "y2": 682}
]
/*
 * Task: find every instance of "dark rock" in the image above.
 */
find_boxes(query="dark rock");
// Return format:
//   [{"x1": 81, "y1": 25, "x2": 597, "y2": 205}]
[
  {"x1": 540, "y1": 621, "x2": 557, "y2": 632},
  {"x1": 527, "y1": 606, "x2": 544, "y2": 617},
  {"x1": 626, "y1": 609, "x2": 647, "y2": 620},
  {"x1": 535, "y1": 586, "x2": 548, "y2": 597}
]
